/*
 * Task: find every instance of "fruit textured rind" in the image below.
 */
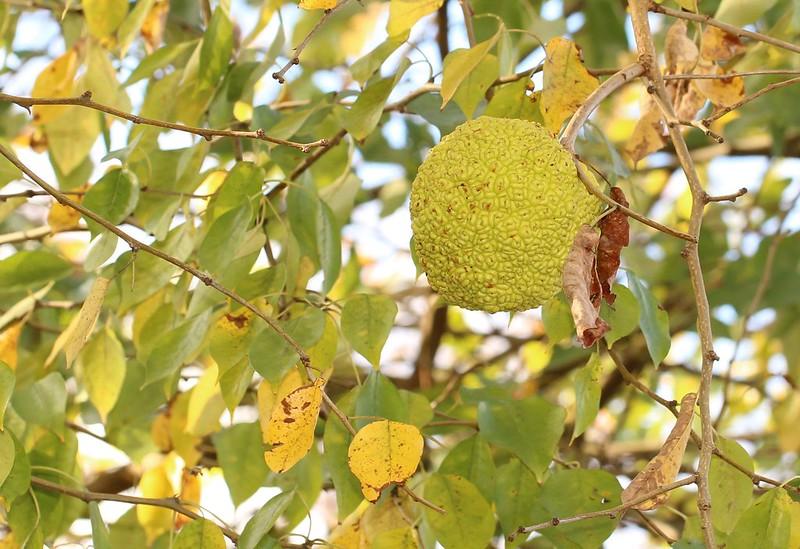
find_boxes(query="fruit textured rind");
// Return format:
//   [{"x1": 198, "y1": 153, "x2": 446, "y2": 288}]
[{"x1": 410, "y1": 117, "x2": 600, "y2": 312}]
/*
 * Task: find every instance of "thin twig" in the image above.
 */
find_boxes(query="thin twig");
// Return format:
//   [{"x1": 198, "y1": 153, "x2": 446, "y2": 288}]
[
  {"x1": 704, "y1": 187, "x2": 747, "y2": 203},
  {"x1": 650, "y1": 2, "x2": 800, "y2": 56},
  {"x1": 30, "y1": 476, "x2": 239, "y2": 542},
  {"x1": 510, "y1": 475, "x2": 698, "y2": 540},
  {"x1": 572, "y1": 158, "x2": 696, "y2": 242},
  {"x1": 704, "y1": 76, "x2": 800, "y2": 124},
  {"x1": 664, "y1": 69, "x2": 800, "y2": 81},
  {"x1": 0, "y1": 92, "x2": 326, "y2": 152},
  {"x1": 458, "y1": 0, "x2": 477, "y2": 47},
  {"x1": 630, "y1": 2, "x2": 717, "y2": 545},
  {"x1": 272, "y1": 0, "x2": 354, "y2": 83}
]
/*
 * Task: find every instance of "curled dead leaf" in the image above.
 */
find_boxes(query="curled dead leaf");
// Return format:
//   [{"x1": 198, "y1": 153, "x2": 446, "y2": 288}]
[
  {"x1": 665, "y1": 20, "x2": 699, "y2": 75},
  {"x1": 591, "y1": 187, "x2": 630, "y2": 307},
  {"x1": 626, "y1": 98, "x2": 666, "y2": 164},
  {"x1": 621, "y1": 393, "x2": 697, "y2": 510},
  {"x1": 562, "y1": 224, "x2": 609, "y2": 348},
  {"x1": 700, "y1": 25, "x2": 746, "y2": 63}
]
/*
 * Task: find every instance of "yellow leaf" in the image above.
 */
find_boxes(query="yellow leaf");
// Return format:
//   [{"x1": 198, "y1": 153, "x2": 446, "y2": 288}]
[
  {"x1": 264, "y1": 377, "x2": 325, "y2": 473},
  {"x1": 693, "y1": 61, "x2": 745, "y2": 107},
  {"x1": 298, "y1": 0, "x2": 337, "y2": 10},
  {"x1": 347, "y1": 420, "x2": 423, "y2": 502},
  {"x1": 621, "y1": 393, "x2": 697, "y2": 510},
  {"x1": 540, "y1": 37, "x2": 599, "y2": 133},
  {"x1": 169, "y1": 391, "x2": 202, "y2": 467},
  {"x1": 47, "y1": 202, "x2": 81, "y2": 232},
  {"x1": 186, "y1": 363, "x2": 226, "y2": 437},
  {"x1": 257, "y1": 369, "x2": 305, "y2": 436},
  {"x1": 31, "y1": 49, "x2": 80, "y2": 125},
  {"x1": 45, "y1": 276, "x2": 110, "y2": 368},
  {"x1": 386, "y1": 0, "x2": 443, "y2": 38},
  {"x1": 151, "y1": 412, "x2": 172, "y2": 452},
  {"x1": 137, "y1": 462, "x2": 175, "y2": 542},
  {"x1": 141, "y1": 0, "x2": 170, "y2": 52},
  {"x1": 83, "y1": 0, "x2": 129, "y2": 41},
  {"x1": 625, "y1": 98, "x2": 665, "y2": 164},
  {"x1": 0, "y1": 321, "x2": 22, "y2": 370},
  {"x1": 175, "y1": 468, "x2": 202, "y2": 528}
]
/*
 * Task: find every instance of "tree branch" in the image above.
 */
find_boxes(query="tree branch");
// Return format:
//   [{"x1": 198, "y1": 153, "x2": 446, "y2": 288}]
[
  {"x1": 0, "y1": 92, "x2": 327, "y2": 152},
  {"x1": 650, "y1": 2, "x2": 800, "y2": 56},
  {"x1": 30, "y1": 476, "x2": 239, "y2": 542},
  {"x1": 510, "y1": 475, "x2": 698, "y2": 540},
  {"x1": 703, "y1": 76, "x2": 800, "y2": 124},
  {"x1": 629, "y1": 2, "x2": 717, "y2": 545},
  {"x1": 458, "y1": 0, "x2": 477, "y2": 47}
]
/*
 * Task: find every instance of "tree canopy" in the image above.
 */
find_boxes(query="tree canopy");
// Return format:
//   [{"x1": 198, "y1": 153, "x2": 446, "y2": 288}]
[{"x1": 0, "y1": 0, "x2": 799, "y2": 547}]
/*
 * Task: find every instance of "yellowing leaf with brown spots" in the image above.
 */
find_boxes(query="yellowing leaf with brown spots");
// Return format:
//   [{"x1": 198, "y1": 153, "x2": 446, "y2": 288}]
[
  {"x1": 298, "y1": 0, "x2": 337, "y2": 9},
  {"x1": 693, "y1": 62, "x2": 745, "y2": 108},
  {"x1": 621, "y1": 393, "x2": 697, "y2": 509},
  {"x1": 0, "y1": 321, "x2": 22, "y2": 370},
  {"x1": 45, "y1": 276, "x2": 110, "y2": 368},
  {"x1": 540, "y1": 37, "x2": 599, "y2": 133},
  {"x1": 347, "y1": 420, "x2": 423, "y2": 502},
  {"x1": 264, "y1": 377, "x2": 325, "y2": 473},
  {"x1": 31, "y1": 48, "x2": 80, "y2": 125},
  {"x1": 700, "y1": 25, "x2": 746, "y2": 62},
  {"x1": 137, "y1": 462, "x2": 175, "y2": 542},
  {"x1": 257, "y1": 369, "x2": 304, "y2": 436}
]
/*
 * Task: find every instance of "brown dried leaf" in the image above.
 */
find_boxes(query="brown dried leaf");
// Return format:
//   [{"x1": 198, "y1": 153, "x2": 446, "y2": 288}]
[
  {"x1": 621, "y1": 393, "x2": 697, "y2": 510},
  {"x1": 591, "y1": 187, "x2": 630, "y2": 307},
  {"x1": 700, "y1": 25, "x2": 746, "y2": 63},
  {"x1": 674, "y1": 82, "x2": 707, "y2": 120},
  {"x1": 626, "y1": 99, "x2": 666, "y2": 163},
  {"x1": 562, "y1": 225, "x2": 609, "y2": 348},
  {"x1": 693, "y1": 61, "x2": 745, "y2": 108},
  {"x1": 665, "y1": 20, "x2": 699, "y2": 75}
]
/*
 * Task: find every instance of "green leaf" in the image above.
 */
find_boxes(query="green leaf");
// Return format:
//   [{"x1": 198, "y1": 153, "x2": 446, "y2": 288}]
[
  {"x1": 0, "y1": 251, "x2": 72, "y2": 293},
  {"x1": 287, "y1": 180, "x2": 320, "y2": 262},
  {"x1": 354, "y1": 371, "x2": 407, "y2": 428},
  {"x1": 199, "y1": 7, "x2": 233, "y2": 89},
  {"x1": 83, "y1": 0, "x2": 128, "y2": 38},
  {"x1": 439, "y1": 434, "x2": 496, "y2": 501},
  {"x1": 212, "y1": 422, "x2": 269, "y2": 506},
  {"x1": 85, "y1": 232, "x2": 119, "y2": 272},
  {"x1": 728, "y1": 489, "x2": 793, "y2": 549},
  {"x1": 400, "y1": 389, "x2": 434, "y2": 428},
  {"x1": 218, "y1": 358, "x2": 253, "y2": 412},
  {"x1": 323, "y1": 389, "x2": 363, "y2": 519},
  {"x1": 82, "y1": 168, "x2": 140, "y2": 232},
  {"x1": 0, "y1": 361, "x2": 14, "y2": 427},
  {"x1": 116, "y1": 0, "x2": 157, "y2": 56},
  {"x1": 210, "y1": 313, "x2": 257, "y2": 374},
  {"x1": 533, "y1": 469, "x2": 622, "y2": 548},
  {"x1": 212, "y1": 162, "x2": 265, "y2": 218},
  {"x1": 440, "y1": 28, "x2": 502, "y2": 108},
  {"x1": 495, "y1": 457, "x2": 541, "y2": 538},
  {"x1": 124, "y1": 41, "x2": 196, "y2": 87},
  {"x1": 317, "y1": 200, "x2": 341, "y2": 295},
  {"x1": 145, "y1": 310, "x2": 211, "y2": 385},
  {"x1": 79, "y1": 325, "x2": 127, "y2": 421},
  {"x1": 478, "y1": 396, "x2": 565, "y2": 480},
  {"x1": 453, "y1": 54, "x2": 499, "y2": 119},
  {"x1": 542, "y1": 293, "x2": 574, "y2": 344},
  {"x1": 45, "y1": 105, "x2": 101, "y2": 175},
  {"x1": 351, "y1": 36, "x2": 405, "y2": 84},
  {"x1": 238, "y1": 490, "x2": 295, "y2": 549},
  {"x1": 710, "y1": 436, "x2": 754, "y2": 534},
  {"x1": 341, "y1": 294, "x2": 398, "y2": 368},
  {"x1": 484, "y1": 78, "x2": 539, "y2": 121},
  {"x1": 7, "y1": 491, "x2": 43, "y2": 549},
  {"x1": 198, "y1": 204, "x2": 252, "y2": 276},
  {"x1": 249, "y1": 307, "x2": 325, "y2": 384},
  {"x1": 12, "y1": 372, "x2": 67, "y2": 434},
  {"x1": 173, "y1": 518, "x2": 225, "y2": 549},
  {"x1": 89, "y1": 502, "x2": 112, "y2": 549},
  {"x1": 626, "y1": 271, "x2": 671, "y2": 365},
  {"x1": 715, "y1": 0, "x2": 777, "y2": 25},
  {"x1": 0, "y1": 430, "x2": 15, "y2": 486},
  {"x1": 0, "y1": 432, "x2": 30, "y2": 502},
  {"x1": 571, "y1": 353, "x2": 602, "y2": 442},
  {"x1": 341, "y1": 59, "x2": 410, "y2": 140},
  {"x1": 423, "y1": 474, "x2": 495, "y2": 549},
  {"x1": 602, "y1": 284, "x2": 640, "y2": 347}
]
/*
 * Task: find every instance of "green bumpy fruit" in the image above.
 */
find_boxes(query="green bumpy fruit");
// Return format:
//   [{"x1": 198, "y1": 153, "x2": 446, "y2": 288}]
[{"x1": 410, "y1": 116, "x2": 601, "y2": 312}]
